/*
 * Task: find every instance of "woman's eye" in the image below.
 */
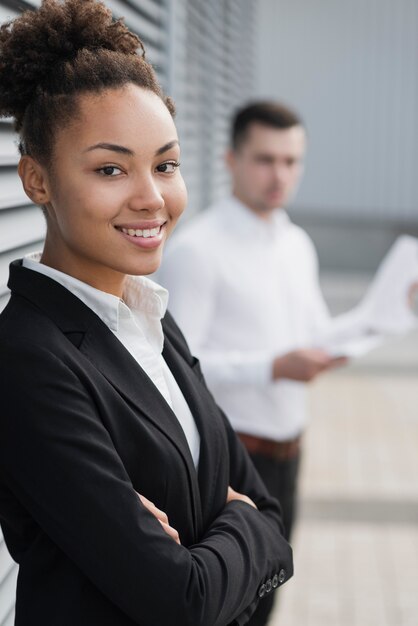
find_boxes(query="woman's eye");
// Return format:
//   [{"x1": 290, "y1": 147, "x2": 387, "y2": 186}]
[
  {"x1": 156, "y1": 161, "x2": 180, "y2": 174},
  {"x1": 97, "y1": 166, "x2": 122, "y2": 177}
]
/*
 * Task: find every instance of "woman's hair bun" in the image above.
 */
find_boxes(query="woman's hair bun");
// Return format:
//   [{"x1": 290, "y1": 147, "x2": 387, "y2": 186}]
[{"x1": 0, "y1": 0, "x2": 143, "y2": 121}]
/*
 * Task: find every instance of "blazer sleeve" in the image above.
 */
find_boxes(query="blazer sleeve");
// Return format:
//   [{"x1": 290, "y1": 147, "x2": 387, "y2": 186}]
[
  {"x1": 170, "y1": 325, "x2": 293, "y2": 624},
  {"x1": 0, "y1": 339, "x2": 292, "y2": 626}
]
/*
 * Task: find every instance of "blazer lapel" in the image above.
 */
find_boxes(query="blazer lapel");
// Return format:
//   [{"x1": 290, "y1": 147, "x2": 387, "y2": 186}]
[
  {"x1": 80, "y1": 322, "x2": 203, "y2": 532},
  {"x1": 162, "y1": 334, "x2": 226, "y2": 528}
]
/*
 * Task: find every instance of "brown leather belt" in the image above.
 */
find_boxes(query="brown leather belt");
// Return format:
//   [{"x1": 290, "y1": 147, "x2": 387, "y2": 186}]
[{"x1": 237, "y1": 432, "x2": 301, "y2": 462}]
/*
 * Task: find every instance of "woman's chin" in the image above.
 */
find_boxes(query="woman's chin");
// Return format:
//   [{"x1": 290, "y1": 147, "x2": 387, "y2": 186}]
[{"x1": 126, "y1": 255, "x2": 162, "y2": 277}]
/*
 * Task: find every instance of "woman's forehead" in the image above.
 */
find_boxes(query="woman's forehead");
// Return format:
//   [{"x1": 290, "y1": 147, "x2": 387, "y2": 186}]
[{"x1": 62, "y1": 85, "x2": 177, "y2": 152}]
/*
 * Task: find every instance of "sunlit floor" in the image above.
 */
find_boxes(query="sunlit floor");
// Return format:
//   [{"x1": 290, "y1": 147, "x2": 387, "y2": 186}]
[{"x1": 269, "y1": 328, "x2": 418, "y2": 626}]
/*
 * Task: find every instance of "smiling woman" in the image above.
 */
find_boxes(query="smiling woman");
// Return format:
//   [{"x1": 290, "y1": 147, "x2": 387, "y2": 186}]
[
  {"x1": 0, "y1": 1, "x2": 292, "y2": 625},
  {"x1": 18, "y1": 84, "x2": 186, "y2": 292}
]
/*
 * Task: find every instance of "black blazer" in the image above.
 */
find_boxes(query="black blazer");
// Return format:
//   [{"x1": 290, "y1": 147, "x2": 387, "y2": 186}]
[{"x1": 0, "y1": 261, "x2": 292, "y2": 626}]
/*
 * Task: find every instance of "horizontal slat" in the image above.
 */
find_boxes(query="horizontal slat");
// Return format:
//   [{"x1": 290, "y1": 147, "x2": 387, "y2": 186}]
[
  {"x1": 140, "y1": 41, "x2": 165, "y2": 70},
  {"x1": 0, "y1": 206, "x2": 45, "y2": 253},
  {"x1": 0, "y1": 541, "x2": 14, "y2": 586},
  {"x1": 2, "y1": 605, "x2": 15, "y2": 626},
  {"x1": 0, "y1": 171, "x2": 29, "y2": 210},
  {"x1": 0, "y1": 565, "x2": 17, "y2": 625},
  {"x1": 0, "y1": 156, "x2": 17, "y2": 167},
  {"x1": 0, "y1": 5, "x2": 17, "y2": 21},
  {"x1": 0, "y1": 292, "x2": 10, "y2": 313},
  {"x1": 0, "y1": 240, "x2": 44, "y2": 296},
  {"x1": 2, "y1": 0, "x2": 41, "y2": 9},
  {"x1": 105, "y1": 0, "x2": 164, "y2": 47},
  {"x1": 120, "y1": 0, "x2": 165, "y2": 24},
  {"x1": 0, "y1": 127, "x2": 19, "y2": 166}
]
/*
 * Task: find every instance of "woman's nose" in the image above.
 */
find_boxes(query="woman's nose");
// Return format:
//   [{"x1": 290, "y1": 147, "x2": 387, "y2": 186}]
[{"x1": 128, "y1": 175, "x2": 164, "y2": 213}]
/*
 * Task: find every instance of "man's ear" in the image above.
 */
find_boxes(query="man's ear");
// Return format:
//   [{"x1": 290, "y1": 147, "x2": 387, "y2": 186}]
[{"x1": 18, "y1": 156, "x2": 51, "y2": 206}]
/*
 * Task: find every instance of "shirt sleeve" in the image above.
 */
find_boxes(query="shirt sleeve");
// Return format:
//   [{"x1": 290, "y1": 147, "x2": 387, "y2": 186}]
[{"x1": 159, "y1": 239, "x2": 275, "y2": 386}]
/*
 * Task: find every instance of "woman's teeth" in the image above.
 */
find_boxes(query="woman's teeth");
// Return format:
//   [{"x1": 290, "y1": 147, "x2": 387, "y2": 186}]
[{"x1": 121, "y1": 226, "x2": 161, "y2": 238}]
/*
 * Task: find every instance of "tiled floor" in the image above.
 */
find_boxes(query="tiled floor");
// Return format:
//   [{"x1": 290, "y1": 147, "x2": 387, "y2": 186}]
[{"x1": 269, "y1": 328, "x2": 418, "y2": 626}]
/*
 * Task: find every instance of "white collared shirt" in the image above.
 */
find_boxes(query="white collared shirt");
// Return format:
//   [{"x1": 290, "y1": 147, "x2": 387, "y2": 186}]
[
  {"x1": 157, "y1": 196, "x2": 330, "y2": 441},
  {"x1": 22, "y1": 254, "x2": 200, "y2": 467}
]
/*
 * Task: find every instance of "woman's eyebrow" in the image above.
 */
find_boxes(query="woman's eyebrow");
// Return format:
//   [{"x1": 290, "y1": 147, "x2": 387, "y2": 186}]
[
  {"x1": 83, "y1": 140, "x2": 179, "y2": 157},
  {"x1": 84, "y1": 143, "x2": 134, "y2": 155},
  {"x1": 155, "y1": 140, "x2": 179, "y2": 156}
]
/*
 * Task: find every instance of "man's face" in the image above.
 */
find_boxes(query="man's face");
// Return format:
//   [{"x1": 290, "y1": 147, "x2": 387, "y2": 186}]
[{"x1": 228, "y1": 122, "x2": 306, "y2": 217}]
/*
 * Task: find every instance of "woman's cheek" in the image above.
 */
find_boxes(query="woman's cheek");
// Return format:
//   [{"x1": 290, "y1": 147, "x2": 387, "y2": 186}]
[{"x1": 173, "y1": 178, "x2": 188, "y2": 217}]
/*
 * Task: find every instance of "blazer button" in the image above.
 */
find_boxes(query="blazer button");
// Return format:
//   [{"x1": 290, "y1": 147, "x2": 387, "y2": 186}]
[
  {"x1": 265, "y1": 579, "x2": 272, "y2": 593},
  {"x1": 272, "y1": 574, "x2": 279, "y2": 588},
  {"x1": 278, "y1": 569, "x2": 286, "y2": 584},
  {"x1": 258, "y1": 583, "x2": 267, "y2": 598}
]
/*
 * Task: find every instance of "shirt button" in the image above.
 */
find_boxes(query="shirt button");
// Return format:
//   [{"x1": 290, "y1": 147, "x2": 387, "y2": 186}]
[
  {"x1": 278, "y1": 569, "x2": 286, "y2": 584},
  {"x1": 265, "y1": 579, "x2": 272, "y2": 593},
  {"x1": 258, "y1": 583, "x2": 267, "y2": 598},
  {"x1": 272, "y1": 574, "x2": 279, "y2": 588}
]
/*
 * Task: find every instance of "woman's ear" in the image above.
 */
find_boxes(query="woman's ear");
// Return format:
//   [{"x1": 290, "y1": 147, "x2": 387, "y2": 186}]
[{"x1": 18, "y1": 156, "x2": 51, "y2": 206}]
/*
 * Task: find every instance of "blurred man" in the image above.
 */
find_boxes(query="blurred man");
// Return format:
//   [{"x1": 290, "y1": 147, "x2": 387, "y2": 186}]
[{"x1": 158, "y1": 102, "x2": 345, "y2": 625}]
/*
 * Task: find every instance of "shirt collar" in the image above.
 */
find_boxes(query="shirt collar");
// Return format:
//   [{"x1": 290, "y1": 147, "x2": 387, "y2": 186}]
[
  {"x1": 224, "y1": 195, "x2": 290, "y2": 240},
  {"x1": 22, "y1": 253, "x2": 168, "y2": 332}
]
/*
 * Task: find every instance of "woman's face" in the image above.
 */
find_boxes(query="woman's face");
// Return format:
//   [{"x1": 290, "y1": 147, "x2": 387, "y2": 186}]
[{"x1": 37, "y1": 84, "x2": 187, "y2": 295}]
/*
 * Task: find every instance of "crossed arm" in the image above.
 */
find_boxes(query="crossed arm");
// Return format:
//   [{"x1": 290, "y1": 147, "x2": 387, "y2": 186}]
[{"x1": 138, "y1": 486, "x2": 257, "y2": 546}]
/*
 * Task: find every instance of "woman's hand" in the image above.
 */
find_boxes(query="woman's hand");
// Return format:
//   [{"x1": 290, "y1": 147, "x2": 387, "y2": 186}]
[
  {"x1": 137, "y1": 493, "x2": 181, "y2": 544},
  {"x1": 226, "y1": 486, "x2": 257, "y2": 510}
]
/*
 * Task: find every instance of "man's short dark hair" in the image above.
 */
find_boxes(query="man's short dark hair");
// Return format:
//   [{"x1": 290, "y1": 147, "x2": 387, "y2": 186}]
[{"x1": 231, "y1": 101, "x2": 303, "y2": 150}]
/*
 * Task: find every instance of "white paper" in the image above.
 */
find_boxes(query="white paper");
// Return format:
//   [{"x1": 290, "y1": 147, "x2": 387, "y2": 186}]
[{"x1": 316, "y1": 235, "x2": 418, "y2": 359}]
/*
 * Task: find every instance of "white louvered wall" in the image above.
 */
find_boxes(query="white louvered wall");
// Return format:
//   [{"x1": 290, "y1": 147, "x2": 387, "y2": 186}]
[{"x1": 0, "y1": 0, "x2": 255, "y2": 622}]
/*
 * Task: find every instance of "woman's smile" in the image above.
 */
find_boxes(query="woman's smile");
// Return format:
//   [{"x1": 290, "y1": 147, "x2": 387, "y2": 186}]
[{"x1": 115, "y1": 220, "x2": 167, "y2": 249}]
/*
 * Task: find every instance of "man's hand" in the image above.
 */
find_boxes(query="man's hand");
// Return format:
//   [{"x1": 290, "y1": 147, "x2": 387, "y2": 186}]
[
  {"x1": 226, "y1": 486, "x2": 258, "y2": 510},
  {"x1": 272, "y1": 349, "x2": 347, "y2": 382},
  {"x1": 137, "y1": 493, "x2": 181, "y2": 544}
]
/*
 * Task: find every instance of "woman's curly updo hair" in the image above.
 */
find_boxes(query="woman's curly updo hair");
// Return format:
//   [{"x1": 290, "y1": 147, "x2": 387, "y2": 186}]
[{"x1": 0, "y1": 0, "x2": 174, "y2": 165}]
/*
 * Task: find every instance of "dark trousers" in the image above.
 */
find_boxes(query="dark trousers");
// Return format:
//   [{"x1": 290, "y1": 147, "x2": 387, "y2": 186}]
[{"x1": 246, "y1": 450, "x2": 301, "y2": 626}]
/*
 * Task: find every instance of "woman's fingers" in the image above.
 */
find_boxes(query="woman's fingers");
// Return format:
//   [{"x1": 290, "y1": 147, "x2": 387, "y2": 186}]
[
  {"x1": 226, "y1": 485, "x2": 257, "y2": 510},
  {"x1": 159, "y1": 520, "x2": 181, "y2": 544},
  {"x1": 137, "y1": 492, "x2": 180, "y2": 543},
  {"x1": 138, "y1": 493, "x2": 169, "y2": 524}
]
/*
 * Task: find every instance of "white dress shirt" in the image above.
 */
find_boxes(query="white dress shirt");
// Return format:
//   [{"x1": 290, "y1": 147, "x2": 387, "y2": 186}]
[
  {"x1": 158, "y1": 196, "x2": 330, "y2": 441},
  {"x1": 22, "y1": 254, "x2": 200, "y2": 467}
]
